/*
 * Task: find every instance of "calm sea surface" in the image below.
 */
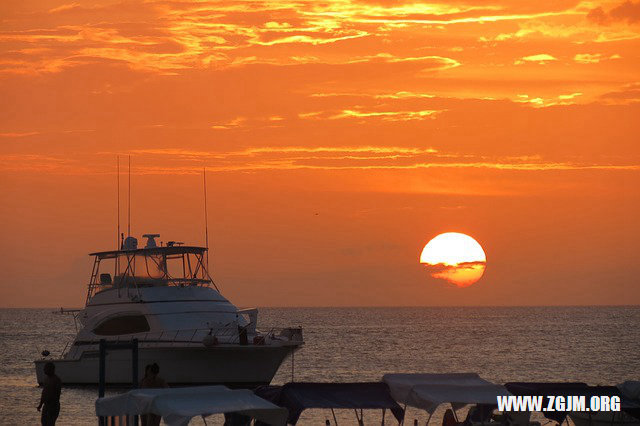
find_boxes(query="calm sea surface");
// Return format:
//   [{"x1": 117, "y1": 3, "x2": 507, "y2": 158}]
[{"x1": 1, "y1": 307, "x2": 639, "y2": 425}]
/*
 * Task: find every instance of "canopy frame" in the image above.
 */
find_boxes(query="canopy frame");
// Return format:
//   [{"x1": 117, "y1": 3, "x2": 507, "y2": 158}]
[{"x1": 86, "y1": 246, "x2": 218, "y2": 304}]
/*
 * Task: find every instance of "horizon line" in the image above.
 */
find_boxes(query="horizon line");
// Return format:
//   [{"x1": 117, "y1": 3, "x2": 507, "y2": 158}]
[{"x1": 3, "y1": 304, "x2": 639, "y2": 309}]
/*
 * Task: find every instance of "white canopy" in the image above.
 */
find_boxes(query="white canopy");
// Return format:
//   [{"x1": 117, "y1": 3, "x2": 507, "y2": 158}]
[
  {"x1": 383, "y1": 373, "x2": 512, "y2": 414},
  {"x1": 95, "y1": 386, "x2": 287, "y2": 426}
]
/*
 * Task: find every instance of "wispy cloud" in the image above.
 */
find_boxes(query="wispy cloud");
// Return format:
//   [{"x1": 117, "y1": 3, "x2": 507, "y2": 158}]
[
  {"x1": 573, "y1": 53, "x2": 621, "y2": 64},
  {"x1": 514, "y1": 93, "x2": 583, "y2": 107},
  {"x1": 587, "y1": 1, "x2": 640, "y2": 25},
  {"x1": 422, "y1": 261, "x2": 486, "y2": 288},
  {"x1": 3, "y1": 145, "x2": 639, "y2": 179},
  {"x1": 72, "y1": 146, "x2": 640, "y2": 174},
  {"x1": 0, "y1": 132, "x2": 40, "y2": 138},
  {"x1": 0, "y1": 0, "x2": 584, "y2": 76},
  {"x1": 328, "y1": 109, "x2": 441, "y2": 121},
  {"x1": 599, "y1": 82, "x2": 640, "y2": 104},
  {"x1": 515, "y1": 54, "x2": 558, "y2": 65}
]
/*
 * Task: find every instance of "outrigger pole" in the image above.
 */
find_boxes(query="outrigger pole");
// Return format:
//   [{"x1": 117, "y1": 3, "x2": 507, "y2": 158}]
[
  {"x1": 116, "y1": 155, "x2": 120, "y2": 250},
  {"x1": 203, "y1": 167, "x2": 210, "y2": 271},
  {"x1": 202, "y1": 167, "x2": 221, "y2": 292},
  {"x1": 116, "y1": 156, "x2": 121, "y2": 277},
  {"x1": 127, "y1": 155, "x2": 131, "y2": 237}
]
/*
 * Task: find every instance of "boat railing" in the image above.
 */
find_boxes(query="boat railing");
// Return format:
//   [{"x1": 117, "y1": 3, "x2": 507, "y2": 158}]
[
  {"x1": 63, "y1": 325, "x2": 303, "y2": 356},
  {"x1": 120, "y1": 325, "x2": 303, "y2": 347},
  {"x1": 60, "y1": 341, "x2": 70, "y2": 358}
]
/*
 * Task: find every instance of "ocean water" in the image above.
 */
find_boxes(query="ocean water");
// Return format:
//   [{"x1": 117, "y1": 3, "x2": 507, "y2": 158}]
[{"x1": 1, "y1": 307, "x2": 639, "y2": 425}]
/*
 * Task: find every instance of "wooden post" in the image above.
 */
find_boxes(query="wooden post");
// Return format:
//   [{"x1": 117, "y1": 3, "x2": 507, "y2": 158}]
[
  {"x1": 99, "y1": 339, "x2": 106, "y2": 426},
  {"x1": 99, "y1": 339, "x2": 106, "y2": 397},
  {"x1": 97, "y1": 339, "x2": 140, "y2": 425},
  {"x1": 132, "y1": 339, "x2": 138, "y2": 387},
  {"x1": 132, "y1": 338, "x2": 139, "y2": 426}
]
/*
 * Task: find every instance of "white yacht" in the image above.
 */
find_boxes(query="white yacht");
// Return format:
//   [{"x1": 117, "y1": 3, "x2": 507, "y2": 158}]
[{"x1": 35, "y1": 233, "x2": 303, "y2": 386}]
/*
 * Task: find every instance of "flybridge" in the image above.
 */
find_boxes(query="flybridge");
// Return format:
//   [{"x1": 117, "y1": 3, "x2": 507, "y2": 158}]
[
  {"x1": 85, "y1": 233, "x2": 217, "y2": 304},
  {"x1": 93, "y1": 157, "x2": 217, "y2": 304}
]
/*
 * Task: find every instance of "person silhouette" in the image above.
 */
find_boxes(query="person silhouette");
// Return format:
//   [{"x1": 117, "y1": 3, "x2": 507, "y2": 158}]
[
  {"x1": 37, "y1": 362, "x2": 62, "y2": 426},
  {"x1": 141, "y1": 364, "x2": 152, "y2": 383},
  {"x1": 140, "y1": 363, "x2": 168, "y2": 426},
  {"x1": 141, "y1": 363, "x2": 168, "y2": 389}
]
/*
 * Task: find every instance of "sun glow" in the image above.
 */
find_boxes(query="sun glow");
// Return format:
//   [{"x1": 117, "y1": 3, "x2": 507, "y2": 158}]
[{"x1": 420, "y1": 232, "x2": 487, "y2": 287}]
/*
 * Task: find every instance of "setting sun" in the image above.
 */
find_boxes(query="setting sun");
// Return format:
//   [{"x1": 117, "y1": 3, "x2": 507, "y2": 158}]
[{"x1": 420, "y1": 233, "x2": 487, "y2": 288}]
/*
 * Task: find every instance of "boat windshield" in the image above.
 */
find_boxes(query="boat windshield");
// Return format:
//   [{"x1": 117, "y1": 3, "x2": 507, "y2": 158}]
[{"x1": 86, "y1": 246, "x2": 212, "y2": 300}]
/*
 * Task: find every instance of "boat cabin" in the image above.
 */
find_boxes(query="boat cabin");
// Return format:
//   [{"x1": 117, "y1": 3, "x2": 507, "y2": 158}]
[{"x1": 86, "y1": 234, "x2": 215, "y2": 303}]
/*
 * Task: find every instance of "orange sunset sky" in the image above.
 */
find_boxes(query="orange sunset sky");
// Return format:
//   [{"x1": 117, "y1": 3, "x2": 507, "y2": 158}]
[{"x1": 1, "y1": 0, "x2": 639, "y2": 307}]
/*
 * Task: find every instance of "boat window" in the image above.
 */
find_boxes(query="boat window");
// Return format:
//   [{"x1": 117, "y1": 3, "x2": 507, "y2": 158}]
[
  {"x1": 135, "y1": 253, "x2": 166, "y2": 280},
  {"x1": 93, "y1": 315, "x2": 150, "y2": 336}
]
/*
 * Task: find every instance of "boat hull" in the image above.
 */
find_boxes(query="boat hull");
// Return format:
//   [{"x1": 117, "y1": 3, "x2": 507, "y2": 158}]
[{"x1": 35, "y1": 344, "x2": 296, "y2": 387}]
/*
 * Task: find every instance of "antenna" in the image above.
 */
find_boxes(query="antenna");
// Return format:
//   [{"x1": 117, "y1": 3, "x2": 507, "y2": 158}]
[
  {"x1": 127, "y1": 155, "x2": 131, "y2": 237},
  {"x1": 116, "y1": 156, "x2": 120, "y2": 250},
  {"x1": 116, "y1": 156, "x2": 121, "y2": 278},
  {"x1": 203, "y1": 167, "x2": 210, "y2": 271}
]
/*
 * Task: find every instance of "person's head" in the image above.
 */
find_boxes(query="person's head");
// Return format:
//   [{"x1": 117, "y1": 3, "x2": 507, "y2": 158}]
[
  {"x1": 144, "y1": 364, "x2": 152, "y2": 376},
  {"x1": 43, "y1": 362, "x2": 55, "y2": 377},
  {"x1": 151, "y1": 363, "x2": 160, "y2": 375}
]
